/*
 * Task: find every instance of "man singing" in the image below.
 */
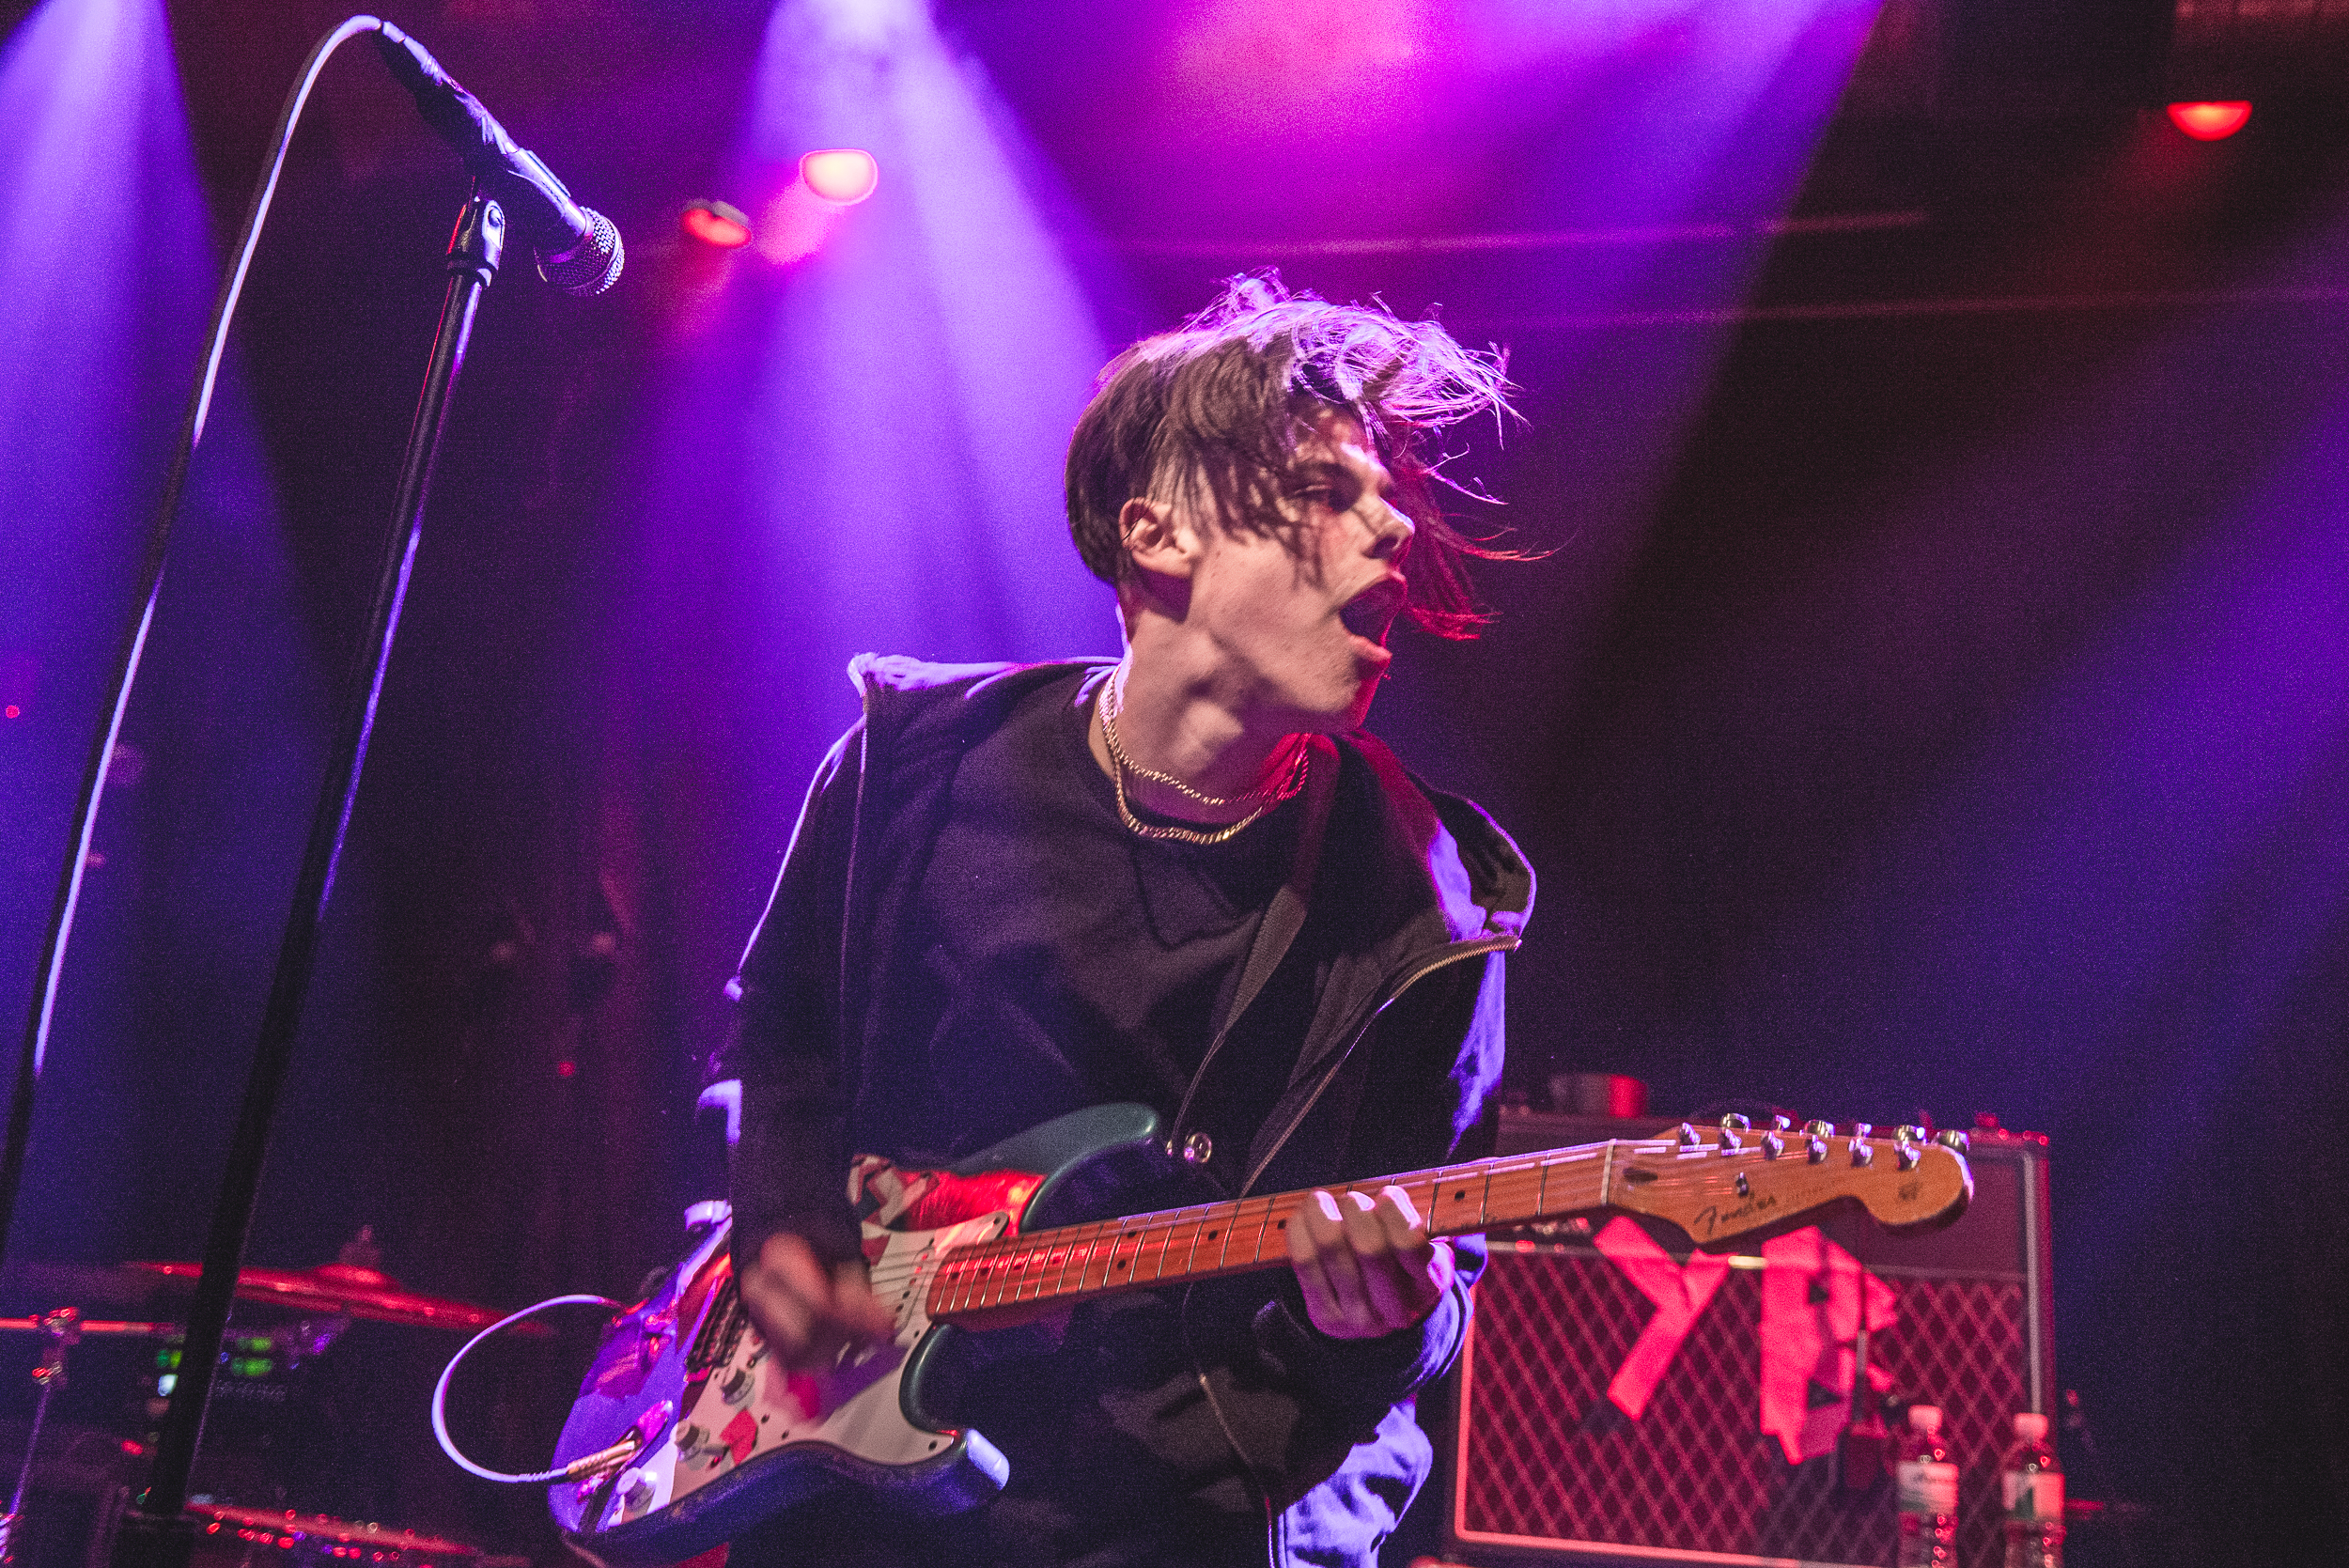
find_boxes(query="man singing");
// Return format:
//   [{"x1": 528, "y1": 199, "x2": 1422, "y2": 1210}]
[{"x1": 721, "y1": 277, "x2": 1534, "y2": 1567}]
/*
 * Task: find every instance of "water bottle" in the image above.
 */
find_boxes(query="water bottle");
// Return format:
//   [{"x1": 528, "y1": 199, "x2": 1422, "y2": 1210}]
[
  {"x1": 2000, "y1": 1411, "x2": 2065, "y2": 1567},
  {"x1": 1894, "y1": 1404, "x2": 1958, "y2": 1567}
]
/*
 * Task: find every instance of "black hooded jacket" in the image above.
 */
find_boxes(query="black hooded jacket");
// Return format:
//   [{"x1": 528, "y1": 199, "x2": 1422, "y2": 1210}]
[{"x1": 721, "y1": 657, "x2": 1534, "y2": 1566}]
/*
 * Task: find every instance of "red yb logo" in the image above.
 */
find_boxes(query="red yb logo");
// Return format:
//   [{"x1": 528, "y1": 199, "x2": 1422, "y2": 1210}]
[{"x1": 1594, "y1": 1218, "x2": 1897, "y2": 1463}]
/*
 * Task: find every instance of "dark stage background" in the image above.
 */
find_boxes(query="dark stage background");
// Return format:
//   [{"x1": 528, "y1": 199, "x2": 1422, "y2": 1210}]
[{"x1": 2, "y1": 0, "x2": 2343, "y2": 1563}]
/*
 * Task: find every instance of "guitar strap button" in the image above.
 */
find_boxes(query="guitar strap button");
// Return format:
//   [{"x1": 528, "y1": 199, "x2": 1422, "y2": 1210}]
[{"x1": 1181, "y1": 1132, "x2": 1213, "y2": 1167}]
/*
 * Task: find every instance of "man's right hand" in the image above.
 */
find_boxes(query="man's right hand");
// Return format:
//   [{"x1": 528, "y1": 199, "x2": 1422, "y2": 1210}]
[{"x1": 737, "y1": 1232, "x2": 897, "y2": 1374}]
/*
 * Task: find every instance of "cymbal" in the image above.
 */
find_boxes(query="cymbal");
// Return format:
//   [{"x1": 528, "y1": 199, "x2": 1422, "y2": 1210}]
[{"x1": 124, "y1": 1262, "x2": 550, "y2": 1335}]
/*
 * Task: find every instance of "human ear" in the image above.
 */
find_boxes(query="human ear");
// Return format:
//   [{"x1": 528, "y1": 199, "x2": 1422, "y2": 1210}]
[{"x1": 1118, "y1": 497, "x2": 1199, "y2": 580}]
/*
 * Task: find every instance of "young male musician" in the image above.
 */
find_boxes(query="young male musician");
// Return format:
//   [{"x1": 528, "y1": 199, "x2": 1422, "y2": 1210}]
[{"x1": 720, "y1": 278, "x2": 1534, "y2": 1567}]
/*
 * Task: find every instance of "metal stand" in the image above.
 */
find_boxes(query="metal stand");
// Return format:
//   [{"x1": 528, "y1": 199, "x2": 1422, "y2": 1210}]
[
  {"x1": 108, "y1": 190, "x2": 507, "y2": 1568},
  {"x1": 0, "y1": 1309, "x2": 83, "y2": 1566}
]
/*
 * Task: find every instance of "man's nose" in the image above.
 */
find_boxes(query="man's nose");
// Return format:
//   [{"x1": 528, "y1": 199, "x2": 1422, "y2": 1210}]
[{"x1": 1364, "y1": 498, "x2": 1414, "y2": 559}]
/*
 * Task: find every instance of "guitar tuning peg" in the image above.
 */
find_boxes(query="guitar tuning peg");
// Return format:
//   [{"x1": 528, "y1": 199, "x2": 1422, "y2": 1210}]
[
  {"x1": 1803, "y1": 1120, "x2": 1835, "y2": 1138},
  {"x1": 1851, "y1": 1122, "x2": 1874, "y2": 1139},
  {"x1": 1895, "y1": 1125, "x2": 1926, "y2": 1144},
  {"x1": 1676, "y1": 1122, "x2": 1700, "y2": 1148},
  {"x1": 1718, "y1": 1113, "x2": 1750, "y2": 1152},
  {"x1": 1934, "y1": 1128, "x2": 1969, "y2": 1155},
  {"x1": 1804, "y1": 1123, "x2": 1830, "y2": 1163},
  {"x1": 1770, "y1": 1114, "x2": 1793, "y2": 1133},
  {"x1": 1761, "y1": 1129, "x2": 1786, "y2": 1159},
  {"x1": 1849, "y1": 1137, "x2": 1874, "y2": 1167},
  {"x1": 1894, "y1": 1126, "x2": 1925, "y2": 1170}
]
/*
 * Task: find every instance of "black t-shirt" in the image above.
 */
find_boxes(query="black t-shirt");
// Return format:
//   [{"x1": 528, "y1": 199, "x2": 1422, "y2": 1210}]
[
  {"x1": 811, "y1": 667, "x2": 1325, "y2": 1562},
  {"x1": 871, "y1": 666, "x2": 1317, "y2": 1176}
]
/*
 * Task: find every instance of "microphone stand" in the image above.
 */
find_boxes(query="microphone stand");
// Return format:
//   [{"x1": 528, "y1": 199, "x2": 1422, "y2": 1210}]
[{"x1": 109, "y1": 188, "x2": 507, "y2": 1568}]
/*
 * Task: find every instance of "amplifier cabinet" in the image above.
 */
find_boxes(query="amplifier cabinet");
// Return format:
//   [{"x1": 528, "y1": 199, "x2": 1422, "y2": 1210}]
[{"x1": 1439, "y1": 1111, "x2": 2053, "y2": 1568}]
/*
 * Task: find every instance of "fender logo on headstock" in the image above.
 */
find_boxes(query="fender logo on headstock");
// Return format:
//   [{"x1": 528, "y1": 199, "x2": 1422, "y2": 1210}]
[{"x1": 1688, "y1": 1192, "x2": 1778, "y2": 1241}]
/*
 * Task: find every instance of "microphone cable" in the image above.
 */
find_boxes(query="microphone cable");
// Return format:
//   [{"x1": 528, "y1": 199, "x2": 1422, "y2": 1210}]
[
  {"x1": 1, "y1": 12, "x2": 387, "y2": 1272},
  {"x1": 0, "y1": 12, "x2": 619, "y2": 1267}
]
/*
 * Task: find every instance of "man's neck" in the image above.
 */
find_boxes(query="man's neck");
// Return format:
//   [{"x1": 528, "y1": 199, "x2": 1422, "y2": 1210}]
[{"x1": 1088, "y1": 654, "x2": 1301, "y2": 824}]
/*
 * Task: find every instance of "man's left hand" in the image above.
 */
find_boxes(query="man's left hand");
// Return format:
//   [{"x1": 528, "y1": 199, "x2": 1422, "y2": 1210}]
[{"x1": 1286, "y1": 1185, "x2": 1455, "y2": 1340}]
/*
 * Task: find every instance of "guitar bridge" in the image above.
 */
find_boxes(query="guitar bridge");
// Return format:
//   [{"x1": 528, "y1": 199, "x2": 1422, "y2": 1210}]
[{"x1": 684, "y1": 1274, "x2": 749, "y2": 1375}]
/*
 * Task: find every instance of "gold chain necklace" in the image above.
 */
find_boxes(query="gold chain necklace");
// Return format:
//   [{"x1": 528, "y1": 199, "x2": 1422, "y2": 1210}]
[{"x1": 1097, "y1": 675, "x2": 1309, "y2": 846}]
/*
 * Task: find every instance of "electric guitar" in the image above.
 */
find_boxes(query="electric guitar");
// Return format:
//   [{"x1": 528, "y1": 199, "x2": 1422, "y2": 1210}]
[{"x1": 547, "y1": 1105, "x2": 1970, "y2": 1566}]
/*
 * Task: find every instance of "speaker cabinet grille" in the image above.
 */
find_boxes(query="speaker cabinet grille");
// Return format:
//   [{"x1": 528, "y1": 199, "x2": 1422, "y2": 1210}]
[{"x1": 1444, "y1": 1115, "x2": 2052, "y2": 1568}]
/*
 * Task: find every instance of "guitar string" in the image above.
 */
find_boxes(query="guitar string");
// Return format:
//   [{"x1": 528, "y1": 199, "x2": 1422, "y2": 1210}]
[
  {"x1": 700, "y1": 1149, "x2": 1937, "y2": 1349},
  {"x1": 906, "y1": 1151, "x2": 1875, "y2": 1278},
  {"x1": 847, "y1": 1142, "x2": 1934, "y2": 1310},
  {"x1": 912, "y1": 1161, "x2": 1920, "y2": 1300},
  {"x1": 892, "y1": 1159, "x2": 1873, "y2": 1296},
  {"x1": 920, "y1": 1150, "x2": 1607, "y2": 1271},
  {"x1": 922, "y1": 1162, "x2": 1606, "y2": 1285}
]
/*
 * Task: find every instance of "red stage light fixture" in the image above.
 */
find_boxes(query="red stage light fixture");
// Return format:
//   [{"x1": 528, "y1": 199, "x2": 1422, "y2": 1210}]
[
  {"x1": 680, "y1": 199, "x2": 753, "y2": 248},
  {"x1": 2167, "y1": 101, "x2": 2252, "y2": 141},
  {"x1": 801, "y1": 148, "x2": 879, "y2": 206}
]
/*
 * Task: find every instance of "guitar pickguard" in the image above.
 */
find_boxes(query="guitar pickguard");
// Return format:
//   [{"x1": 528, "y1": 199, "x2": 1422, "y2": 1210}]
[
  {"x1": 550, "y1": 1105, "x2": 1171, "y2": 1566},
  {"x1": 552, "y1": 1210, "x2": 1011, "y2": 1565}
]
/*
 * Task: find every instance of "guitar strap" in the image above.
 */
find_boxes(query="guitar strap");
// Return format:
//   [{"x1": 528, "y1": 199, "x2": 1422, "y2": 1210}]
[{"x1": 1160, "y1": 735, "x2": 1339, "y2": 1169}]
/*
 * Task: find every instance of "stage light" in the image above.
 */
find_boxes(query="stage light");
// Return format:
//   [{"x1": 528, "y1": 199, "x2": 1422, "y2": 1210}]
[
  {"x1": 800, "y1": 147, "x2": 879, "y2": 206},
  {"x1": 680, "y1": 198, "x2": 753, "y2": 248},
  {"x1": 2167, "y1": 101, "x2": 2251, "y2": 141}
]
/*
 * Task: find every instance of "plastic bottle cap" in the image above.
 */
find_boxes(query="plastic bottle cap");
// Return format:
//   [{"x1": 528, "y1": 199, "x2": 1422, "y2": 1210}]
[
  {"x1": 2013, "y1": 1412, "x2": 2048, "y2": 1441},
  {"x1": 1907, "y1": 1405, "x2": 1944, "y2": 1433}
]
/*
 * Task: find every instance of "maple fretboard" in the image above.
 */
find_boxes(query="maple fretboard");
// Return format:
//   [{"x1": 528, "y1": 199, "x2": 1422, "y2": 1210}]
[{"x1": 923, "y1": 1121, "x2": 1968, "y2": 1327}]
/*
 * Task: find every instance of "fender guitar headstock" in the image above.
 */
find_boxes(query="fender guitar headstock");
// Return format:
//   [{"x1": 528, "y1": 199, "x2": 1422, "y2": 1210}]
[{"x1": 1609, "y1": 1117, "x2": 1972, "y2": 1249}]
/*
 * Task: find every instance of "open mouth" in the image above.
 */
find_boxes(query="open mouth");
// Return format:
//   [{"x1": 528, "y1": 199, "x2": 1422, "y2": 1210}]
[{"x1": 1338, "y1": 577, "x2": 1408, "y2": 645}]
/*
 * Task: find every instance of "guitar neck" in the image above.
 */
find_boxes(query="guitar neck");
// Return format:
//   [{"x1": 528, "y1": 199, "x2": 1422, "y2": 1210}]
[{"x1": 924, "y1": 1140, "x2": 1618, "y2": 1327}]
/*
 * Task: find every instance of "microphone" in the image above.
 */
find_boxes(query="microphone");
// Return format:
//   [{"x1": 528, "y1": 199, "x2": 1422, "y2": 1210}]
[{"x1": 370, "y1": 22, "x2": 624, "y2": 297}]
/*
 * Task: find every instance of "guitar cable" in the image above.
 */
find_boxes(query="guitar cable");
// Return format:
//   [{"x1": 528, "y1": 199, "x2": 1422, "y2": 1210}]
[{"x1": 429, "y1": 1294, "x2": 624, "y2": 1484}]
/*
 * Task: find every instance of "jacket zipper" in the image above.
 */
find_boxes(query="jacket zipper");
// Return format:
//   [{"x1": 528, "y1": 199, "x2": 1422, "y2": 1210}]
[
  {"x1": 1237, "y1": 929, "x2": 1519, "y2": 1200},
  {"x1": 1230, "y1": 927, "x2": 1519, "y2": 1566}
]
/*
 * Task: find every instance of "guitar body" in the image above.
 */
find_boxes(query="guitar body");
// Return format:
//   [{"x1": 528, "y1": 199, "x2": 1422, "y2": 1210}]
[{"x1": 550, "y1": 1104, "x2": 1168, "y2": 1568}]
